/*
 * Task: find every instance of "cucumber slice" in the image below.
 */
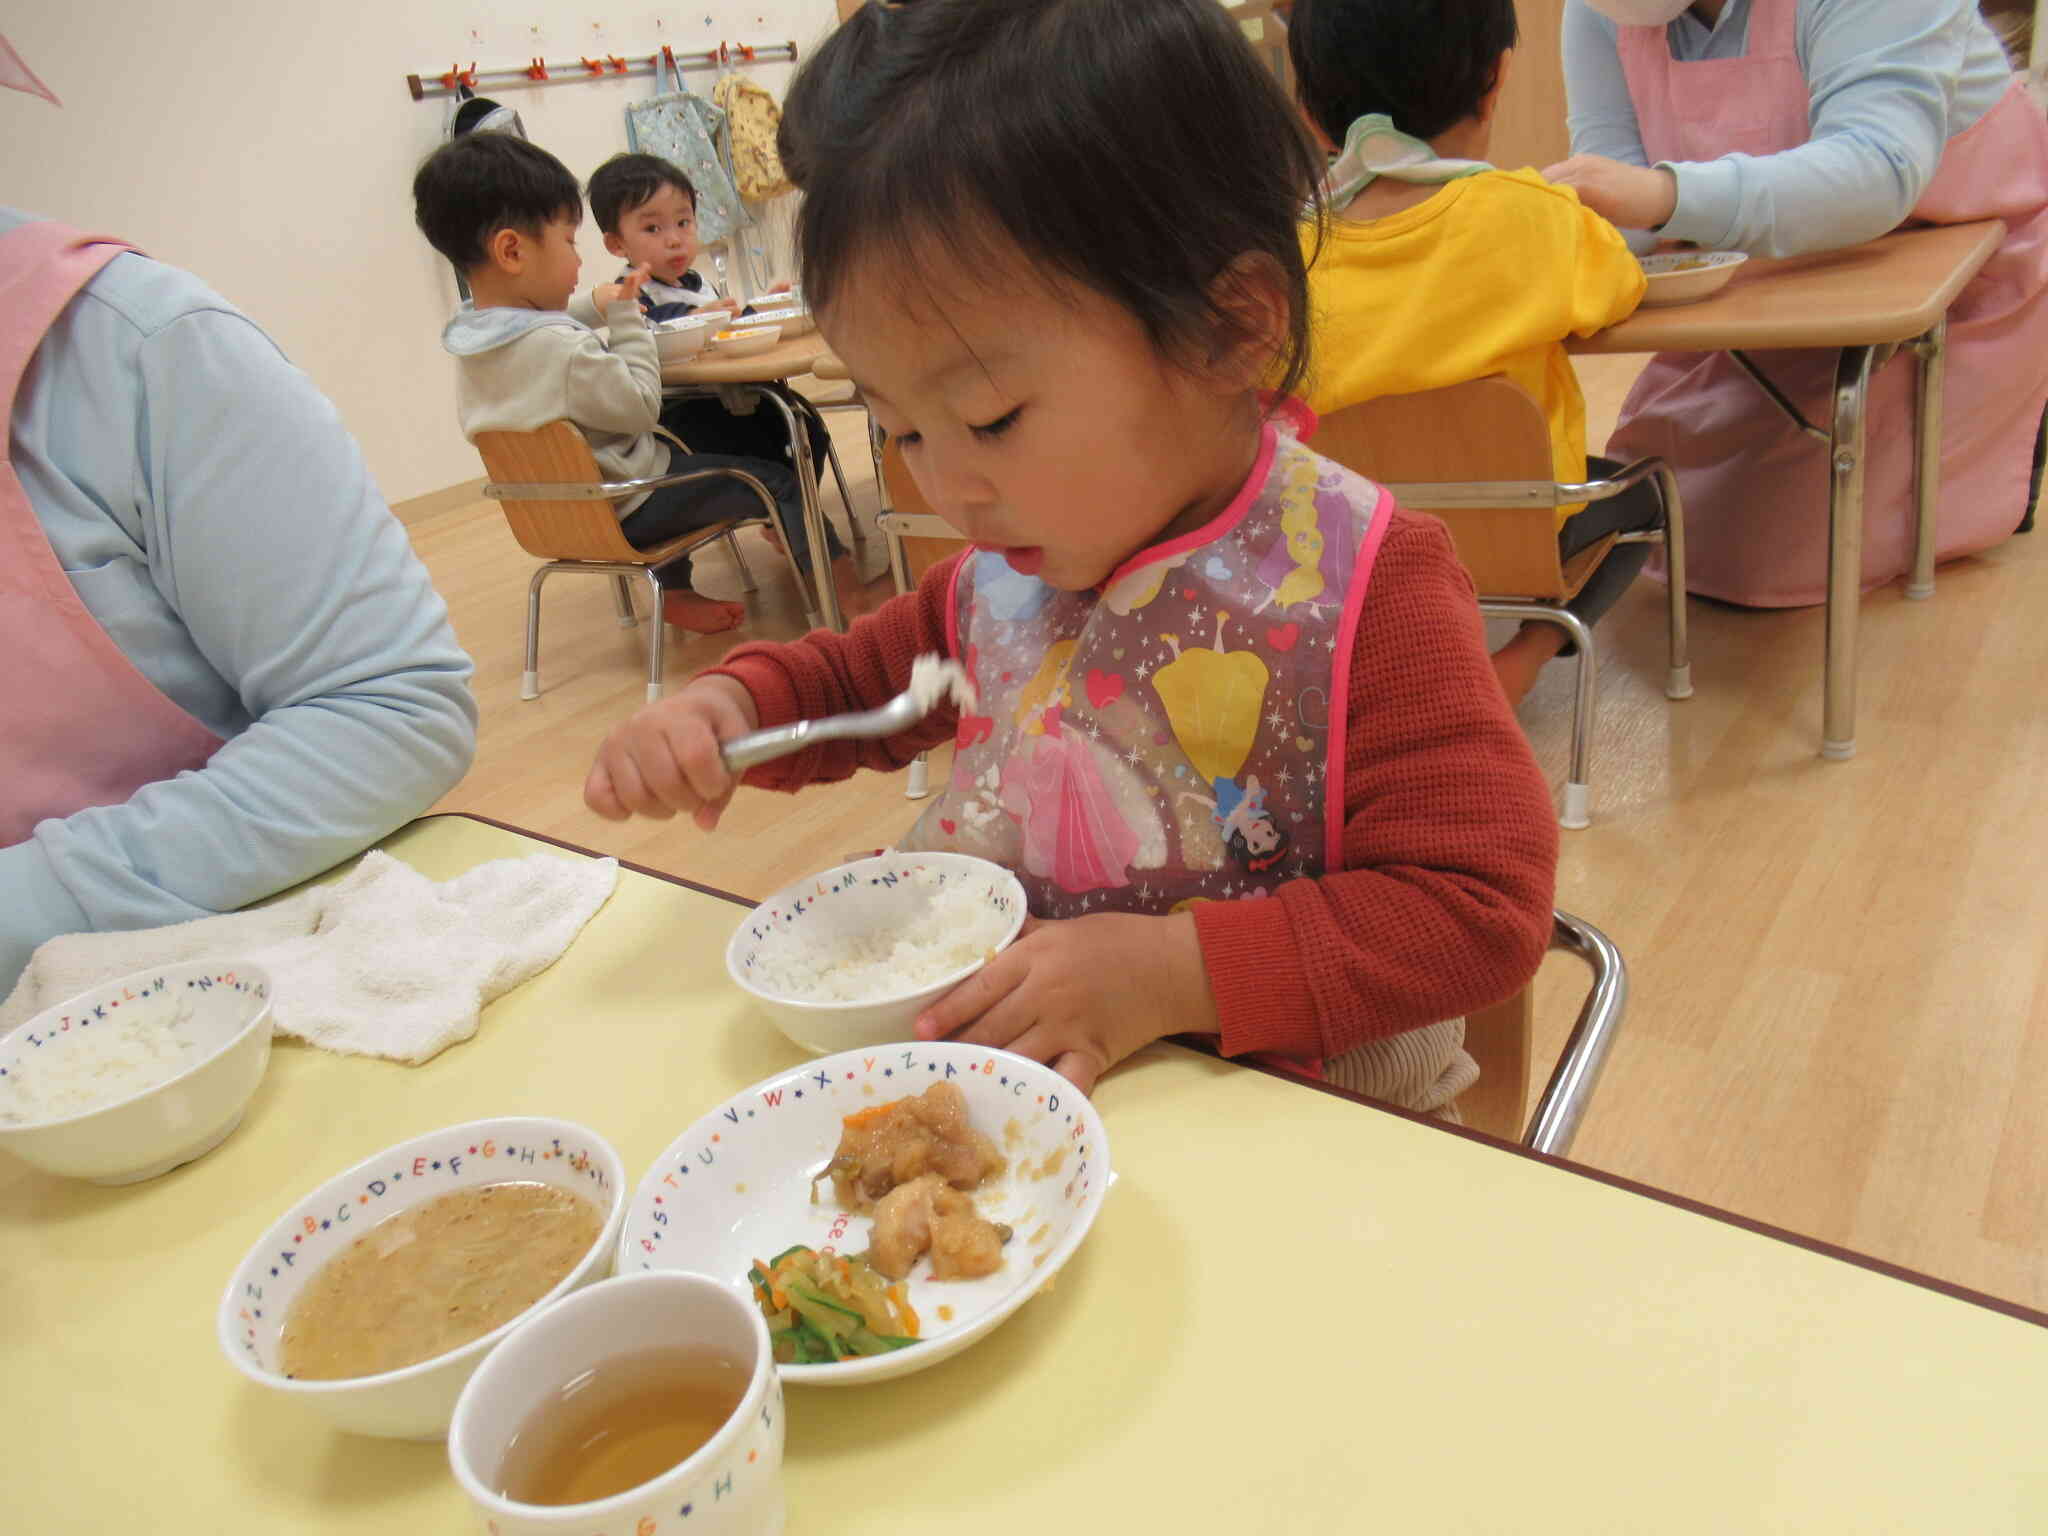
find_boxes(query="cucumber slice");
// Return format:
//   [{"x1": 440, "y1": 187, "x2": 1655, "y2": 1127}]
[{"x1": 786, "y1": 1278, "x2": 862, "y2": 1337}]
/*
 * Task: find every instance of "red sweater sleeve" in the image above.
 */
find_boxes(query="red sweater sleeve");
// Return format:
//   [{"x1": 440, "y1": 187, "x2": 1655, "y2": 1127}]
[
  {"x1": 702, "y1": 553, "x2": 966, "y2": 791},
  {"x1": 1191, "y1": 508, "x2": 1559, "y2": 1061}
]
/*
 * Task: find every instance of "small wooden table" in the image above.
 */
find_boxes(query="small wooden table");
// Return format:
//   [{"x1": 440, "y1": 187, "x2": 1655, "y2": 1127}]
[
  {"x1": 1570, "y1": 220, "x2": 2007, "y2": 759},
  {"x1": 663, "y1": 333, "x2": 851, "y2": 628},
  {"x1": 8, "y1": 813, "x2": 2046, "y2": 1534}
]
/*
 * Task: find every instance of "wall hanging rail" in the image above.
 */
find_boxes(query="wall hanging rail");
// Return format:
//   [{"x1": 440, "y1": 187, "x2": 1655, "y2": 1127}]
[{"x1": 406, "y1": 40, "x2": 798, "y2": 102}]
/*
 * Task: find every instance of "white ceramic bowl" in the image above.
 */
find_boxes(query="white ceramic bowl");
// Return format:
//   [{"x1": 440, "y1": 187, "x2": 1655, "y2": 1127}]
[
  {"x1": 1639, "y1": 249, "x2": 1748, "y2": 307},
  {"x1": 726, "y1": 851, "x2": 1027, "y2": 1055},
  {"x1": 654, "y1": 315, "x2": 714, "y2": 363},
  {"x1": 710, "y1": 323, "x2": 782, "y2": 357},
  {"x1": 746, "y1": 302, "x2": 815, "y2": 336},
  {"x1": 218, "y1": 1116, "x2": 627, "y2": 1440},
  {"x1": 0, "y1": 960, "x2": 274, "y2": 1184},
  {"x1": 618, "y1": 1042, "x2": 1111, "y2": 1386}
]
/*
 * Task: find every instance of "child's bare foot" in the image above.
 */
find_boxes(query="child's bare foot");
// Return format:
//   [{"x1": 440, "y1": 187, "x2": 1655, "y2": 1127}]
[
  {"x1": 661, "y1": 590, "x2": 747, "y2": 633},
  {"x1": 1490, "y1": 624, "x2": 1567, "y2": 709}
]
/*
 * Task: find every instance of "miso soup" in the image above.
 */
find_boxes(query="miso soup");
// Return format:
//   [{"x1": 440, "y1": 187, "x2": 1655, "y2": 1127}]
[{"x1": 279, "y1": 1181, "x2": 603, "y2": 1380}]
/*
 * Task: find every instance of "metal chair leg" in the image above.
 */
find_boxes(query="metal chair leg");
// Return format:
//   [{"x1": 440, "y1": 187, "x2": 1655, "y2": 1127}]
[
  {"x1": 1482, "y1": 600, "x2": 1596, "y2": 829},
  {"x1": 1653, "y1": 465, "x2": 1693, "y2": 701},
  {"x1": 641, "y1": 566, "x2": 667, "y2": 704},
  {"x1": 1823, "y1": 346, "x2": 1877, "y2": 761},
  {"x1": 1524, "y1": 911, "x2": 1627, "y2": 1157},
  {"x1": 522, "y1": 564, "x2": 556, "y2": 701},
  {"x1": 794, "y1": 394, "x2": 867, "y2": 554},
  {"x1": 725, "y1": 530, "x2": 759, "y2": 593},
  {"x1": 612, "y1": 575, "x2": 638, "y2": 628}
]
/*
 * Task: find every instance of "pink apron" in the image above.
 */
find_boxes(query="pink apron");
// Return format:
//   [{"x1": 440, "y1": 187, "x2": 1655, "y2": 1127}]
[
  {"x1": 0, "y1": 220, "x2": 223, "y2": 846},
  {"x1": 902, "y1": 425, "x2": 1393, "y2": 917},
  {"x1": 1611, "y1": 0, "x2": 2048, "y2": 607}
]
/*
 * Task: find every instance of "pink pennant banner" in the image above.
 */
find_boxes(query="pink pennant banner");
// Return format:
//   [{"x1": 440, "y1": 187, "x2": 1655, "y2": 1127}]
[{"x1": 0, "y1": 34, "x2": 59, "y2": 107}]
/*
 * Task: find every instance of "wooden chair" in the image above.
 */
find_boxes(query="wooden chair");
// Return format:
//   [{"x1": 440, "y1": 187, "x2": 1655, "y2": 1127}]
[
  {"x1": 475, "y1": 421, "x2": 816, "y2": 704},
  {"x1": 1314, "y1": 376, "x2": 1692, "y2": 829},
  {"x1": 871, "y1": 438, "x2": 971, "y2": 799},
  {"x1": 1458, "y1": 910, "x2": 1626, "y2": 1155}
]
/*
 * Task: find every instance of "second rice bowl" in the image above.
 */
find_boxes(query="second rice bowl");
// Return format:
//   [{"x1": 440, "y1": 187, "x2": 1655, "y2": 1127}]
[{"x1": 727, "y1": 852, "x2": 1027, "y2": 1054}]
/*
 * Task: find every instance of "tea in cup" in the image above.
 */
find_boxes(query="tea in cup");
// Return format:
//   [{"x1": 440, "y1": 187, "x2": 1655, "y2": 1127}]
[{"x1": 448, "y1": 1272, "x2": 784, "y2": 1535}]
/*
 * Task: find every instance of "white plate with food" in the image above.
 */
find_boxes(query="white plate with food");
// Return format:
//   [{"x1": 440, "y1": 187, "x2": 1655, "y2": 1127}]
[
  {"x1": 709, "y1": 323, "x2": 783, "y2": 357},
  {"x1": 617, "y1": 1044, "x2": 1111, "y2": 1386},
  {"x1": 1638, "y1": 249, "x2": 1748, "y2": 307}
]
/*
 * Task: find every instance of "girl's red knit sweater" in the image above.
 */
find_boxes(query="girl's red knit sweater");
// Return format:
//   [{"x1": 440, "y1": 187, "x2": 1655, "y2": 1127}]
[{"x1": 707, "y1": 506, "x2": 1557, "y2": 1065}]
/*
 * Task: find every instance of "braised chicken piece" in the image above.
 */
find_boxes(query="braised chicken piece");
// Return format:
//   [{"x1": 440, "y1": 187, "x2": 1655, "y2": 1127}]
[
  {"x1": 823, "y1": 1080, "x2": 1006, "y2": 1211},
  {"x1": 867, "y1": 1174, "x2": 1010, "y2": 1281}
]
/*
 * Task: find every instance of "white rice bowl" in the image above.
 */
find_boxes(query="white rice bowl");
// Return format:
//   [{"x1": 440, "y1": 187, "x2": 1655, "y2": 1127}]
[{"x1": 727, "y1": 853, "x2": 1027, "y2": 1055}]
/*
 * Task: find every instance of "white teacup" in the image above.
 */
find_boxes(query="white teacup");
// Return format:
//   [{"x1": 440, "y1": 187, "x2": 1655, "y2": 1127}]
[{"x1": 448, "y1": 1273, "x2": 784, "y2": 1536}]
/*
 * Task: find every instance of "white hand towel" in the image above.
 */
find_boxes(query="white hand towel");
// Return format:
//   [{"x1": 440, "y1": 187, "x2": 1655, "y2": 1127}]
[{"x1": 0, "y1": 851, "x2": 618, "y2": 1064}]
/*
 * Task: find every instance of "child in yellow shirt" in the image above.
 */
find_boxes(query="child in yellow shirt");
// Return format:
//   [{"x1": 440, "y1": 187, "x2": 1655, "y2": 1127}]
[{"x1": 1290, "y1": 0, "x2": 1648, "y2": 702}]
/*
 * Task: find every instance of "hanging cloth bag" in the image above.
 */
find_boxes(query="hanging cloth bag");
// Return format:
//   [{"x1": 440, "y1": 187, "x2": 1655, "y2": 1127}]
[
  {"x1": 625, "y1": 50, "x2": 750, "y2": 248},
  {"x1": 712, "y1": 70, "x2": 794, "y2": 201}
]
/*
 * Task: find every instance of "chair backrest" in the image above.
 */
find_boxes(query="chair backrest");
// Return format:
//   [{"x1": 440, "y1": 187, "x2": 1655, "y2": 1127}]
[
  {"x1": 473, "y1": 422, "x2": 648, "y2": 564},
  {"x1": 1313, "y1": 376, "x2": 1599, "y2": 601},
  {"x1": 879, "y1": 440, "x2": 967, "y2": 583},
  {"x1": 1456, "y1": 988, "x2": 1534, "y2": 1143}
]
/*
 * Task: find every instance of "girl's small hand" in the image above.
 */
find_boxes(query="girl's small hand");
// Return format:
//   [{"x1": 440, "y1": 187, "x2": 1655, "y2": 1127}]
[
  {"x1": 913, "y1": 911, "x2": 1219, "y2": 1094},
  {"x1": 1542, "y1": 155, "x2": 1678, "y2": 232},
  {"x1": 584, "y1": 675, "x2": 759, "y2": 828}
]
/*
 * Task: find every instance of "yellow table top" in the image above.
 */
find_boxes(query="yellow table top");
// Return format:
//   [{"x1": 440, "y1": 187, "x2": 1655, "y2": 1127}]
[
  {"x1": 7, "y1": 814, "x2": 2045, "y2": 1532},
  {"x1": 1570, "y1": 219, "x2": 2006, "y2": 355}
]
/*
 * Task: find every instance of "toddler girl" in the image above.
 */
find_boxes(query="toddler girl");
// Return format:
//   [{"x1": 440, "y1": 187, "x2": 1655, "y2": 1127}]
[{"x1": 585, "y1": 0, "x2": 1557, "y2": 1107}]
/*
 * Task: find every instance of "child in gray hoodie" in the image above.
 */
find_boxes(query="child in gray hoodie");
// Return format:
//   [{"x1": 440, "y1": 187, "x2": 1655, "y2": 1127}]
[{"x1": 414, "y1": 132, "x2": 835, "y2": 633}]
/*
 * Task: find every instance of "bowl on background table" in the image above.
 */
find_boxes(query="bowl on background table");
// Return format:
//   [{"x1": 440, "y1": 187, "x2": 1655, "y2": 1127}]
[
  {"x1": 1638, "y1": 249, "x2": 1748, "y2": 307},
  {"x1": 708, "y1": 323, "x2": 783, "y2": 358},
  {"x1": 654, "y1": 315, "x2": 715, "y2": 363}
]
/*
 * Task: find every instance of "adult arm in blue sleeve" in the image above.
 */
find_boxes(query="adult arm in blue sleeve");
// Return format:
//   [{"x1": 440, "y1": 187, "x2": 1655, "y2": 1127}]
[
  {"x1": 0, "y1": 308, "x2": 478, "y2": 981},
  {"x1": 1563, "y1": 0, "x2": 1984, "y2": 258},
  {"x1": 1663, "y1": 0, "x2": 1974, "y2": 255}
]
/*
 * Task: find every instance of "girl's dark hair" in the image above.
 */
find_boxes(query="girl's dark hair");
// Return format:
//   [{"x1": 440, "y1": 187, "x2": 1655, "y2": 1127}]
[
  {"x1": 1289, "y1": 0, "x2": 1518, "y2": 144},
  {"x1": 781, "y1": 0, "x2": 1323, "y2": 402},
  {"x1": 587, "y1": 152, "x2": 699, "y2": 235},
  {"x1": 412, "y1": 133, "x2": 581, "y2": 270}
]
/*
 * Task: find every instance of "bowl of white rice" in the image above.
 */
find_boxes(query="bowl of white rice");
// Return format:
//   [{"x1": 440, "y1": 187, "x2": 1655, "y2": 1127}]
[
  {"x1": 727, "y1": 852, "x2": 1027, "y2": 1055},
  {"x1": 0, "y1": 959, "x2": 274, "y2": 1184}
]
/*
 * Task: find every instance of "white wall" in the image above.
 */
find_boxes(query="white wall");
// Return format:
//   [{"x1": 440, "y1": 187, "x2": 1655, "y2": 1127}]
[{"x1": 1, "y1": 0, "x2": 836, "y2": 502}]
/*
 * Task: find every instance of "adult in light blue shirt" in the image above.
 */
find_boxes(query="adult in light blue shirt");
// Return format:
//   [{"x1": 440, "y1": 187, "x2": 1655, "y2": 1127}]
[
  {"x1": 1, "y1": 207, "x2": 478, "y2": 987},
  {"x1": 1550, "y1": 0, "x2": 2016, "y2": 256}
]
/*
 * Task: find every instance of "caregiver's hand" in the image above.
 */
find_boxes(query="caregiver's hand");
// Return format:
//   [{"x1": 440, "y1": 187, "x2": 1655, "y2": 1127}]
[
  {"x1": 1544, "y1": 155, "x2": 1679, "y2": 232},
  {"x1": 584, "y1": 674, "x2": 758, "y2": 828}
]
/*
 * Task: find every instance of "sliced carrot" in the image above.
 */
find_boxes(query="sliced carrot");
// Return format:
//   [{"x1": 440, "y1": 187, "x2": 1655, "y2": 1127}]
[
  {"x1": 888, "y1": 1282, "x2": 920, "y2": 1338},
  {"x1": 839, "y1": 1103, "x2": 900, "y2": 1133}
]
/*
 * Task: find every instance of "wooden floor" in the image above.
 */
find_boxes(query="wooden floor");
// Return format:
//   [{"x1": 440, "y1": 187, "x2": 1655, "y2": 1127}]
[{"x1": 409, "y1": 362, "x2": 2048, "y2": 1315}]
